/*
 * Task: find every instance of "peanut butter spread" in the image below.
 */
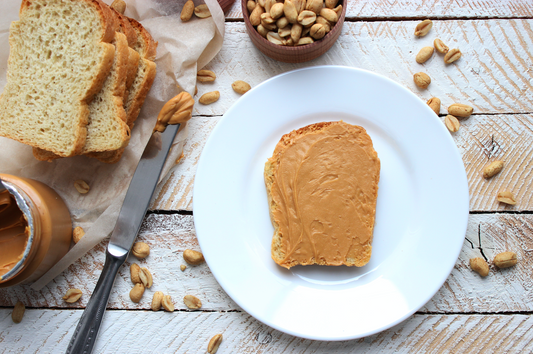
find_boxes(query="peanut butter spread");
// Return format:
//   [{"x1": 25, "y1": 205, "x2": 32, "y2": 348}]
[
  {"x1": 265, "y1": 121, "x2": 380, "y2": 269},
  {"x1": 0, "y1": 190, "x2": 29, "y2": 277},
  {"x1": 154, "y1": 92, "x2": 194, "y2": 133}
]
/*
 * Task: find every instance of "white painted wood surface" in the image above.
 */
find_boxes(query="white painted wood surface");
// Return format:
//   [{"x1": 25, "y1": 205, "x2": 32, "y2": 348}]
[
  {"x1": 2, "y1": 3, "x2": 533, "y2": 353},
  {"x1": 1, "y1": 213, "x2": 531, "y2": 313},
  {"x1": 2, "y1": 310, "x2": 533, "y2": 353}
]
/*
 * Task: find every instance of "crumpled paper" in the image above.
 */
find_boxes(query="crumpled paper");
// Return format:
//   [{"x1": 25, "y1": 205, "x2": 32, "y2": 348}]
[{"x1": 0, "y1": 0, "x2": 225, "y2": 290}]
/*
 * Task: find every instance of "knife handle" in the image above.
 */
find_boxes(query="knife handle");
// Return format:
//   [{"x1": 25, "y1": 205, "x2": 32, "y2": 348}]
[{"x1": 66, "y1": 249, "x2": 127, "y2": 354}]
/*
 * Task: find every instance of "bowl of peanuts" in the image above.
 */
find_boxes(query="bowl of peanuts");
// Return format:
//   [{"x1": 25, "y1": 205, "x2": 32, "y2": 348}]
[{"x1": 242, "y1": 0, "x2": 346, "y2": 63}]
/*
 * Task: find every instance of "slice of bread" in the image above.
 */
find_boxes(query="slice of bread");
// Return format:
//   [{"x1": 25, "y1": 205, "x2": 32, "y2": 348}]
[
  {"x1": 265, "y1": 121, "x2": 380, "y2": 269},
  {"x1": 87, "y1": 17, "x2": 157, "y2": 163},
  {"x1": 0, "y1": 0, "x2": 115, "y2": 157}
]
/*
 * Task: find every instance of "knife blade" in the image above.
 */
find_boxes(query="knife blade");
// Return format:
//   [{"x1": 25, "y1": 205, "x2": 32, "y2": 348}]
[{"x1": 65, "y1": 122, "x2": 180, "y2": 354}]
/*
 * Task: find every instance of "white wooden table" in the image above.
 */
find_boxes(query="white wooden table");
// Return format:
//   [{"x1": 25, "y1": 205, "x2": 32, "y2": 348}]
[{"x1": 2, "y1": 1, "x2": 533, "y2": 352}]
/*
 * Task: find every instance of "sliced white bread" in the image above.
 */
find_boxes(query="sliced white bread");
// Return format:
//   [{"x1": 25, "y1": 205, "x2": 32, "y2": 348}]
[
  {"x1": 88, "y1": 17, "x2": 157, "y2": 163},
  {"x1": 0, "y1": 0, "x2": 115, "y2": 157}
]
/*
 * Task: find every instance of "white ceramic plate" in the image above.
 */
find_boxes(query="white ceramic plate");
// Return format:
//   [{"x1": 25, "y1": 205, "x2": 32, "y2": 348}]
[{"x1": 193, "y1": 66, "x2": 469, "y2": 341}]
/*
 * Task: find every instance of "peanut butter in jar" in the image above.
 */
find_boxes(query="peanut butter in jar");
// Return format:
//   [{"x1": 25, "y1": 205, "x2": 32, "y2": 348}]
[{"x1": 0, "y1": 174, "x2": 72, "y2": 288}]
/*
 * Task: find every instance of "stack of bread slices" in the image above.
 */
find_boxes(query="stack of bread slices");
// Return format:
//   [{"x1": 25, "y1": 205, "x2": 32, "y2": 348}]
[{"x1": 0, "y1": 0, "x2": 157, "y2": 163}]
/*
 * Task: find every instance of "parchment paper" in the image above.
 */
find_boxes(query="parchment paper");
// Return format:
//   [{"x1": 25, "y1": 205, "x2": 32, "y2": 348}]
[{"x1": 0, "y1": 0, "x2": 225, "y2": 290}]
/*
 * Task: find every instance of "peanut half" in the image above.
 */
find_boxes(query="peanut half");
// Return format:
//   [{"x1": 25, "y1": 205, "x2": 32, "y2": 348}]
[
  {"x1": 493, "y1": 252, "x2": 517, "y2": 268},
  {"x1": 469, "y1": 257, "x2": 489, "y2": 277},
  {"x1": 162, "y1": 295, "x2": 175, "y2": 312},
  {"x1": 184, "y1": 295, "x2": 202, "y2": 309},
  {"x1": 427, "y1": 97, "x2": 441, "y2": 115},
  {"x1": 152, "y1": 291, "x2": 164, "y2": 311},
  {"x1": 444, "y1": 115, "x2": 460, "y2": 133},
  {"x1": 197, "y1": 70, "x2": 216, "y2": 82},
  {"x1": 132, "y1": 242, "x2": 150, "y2": 259},
  {"x1": 199, "y1": 91, "x2": 220, "y2": 105},
  {"x1": 482, "y1": 160, "x2": 504, "y2": 179},
  {"x1": 434, "y1": 38, "x2": 449, "y2": 54},
  {"x1": 194, "y1": 4, "x2": 212, "y2": 18},
  {"x1": 181, "y1": 0, "x2": 194, "y2": 21},
  {"x1": 11, "y1": 301, "x2": 25, "y2": 324},
  {"x1": 130, "y1": 263, "x2": 141, "y2": 284},
  {"x1": 72, "y1": 226, "x2": 85, "y2": 244},
  {"x1": 62, "y1": 289, "x2": 83, "y2": 303},
  {"x1": 414, "y1": 19, "x2": 432, "y2": 37},
  {"x1": 448, "y1": 103, "x2": 473, "y2": 118},
  {"x1": 183, "y1": 249, "x2": 205, "y2": 265},
  {"x1": 444, "y1": 48, "x2": 462, "y2": 64},
  {"x1": 497, "y1": 191, "x2": 517, "y2": 205},
  {"x1": 416, "y1": 46, "x2": 434, "y2": 64},
  {"x1": 74, "y1": 180, "x2": 90, "y2": 194},
  {"x1": 208, "y1": 334, "x2": 223, "y2": 354},
  {"x1": 130, "y1": 283, "x2": 145, "y2": 303},
  {"x1": 139, "y1": 267, "x2": 153, "y2": 288},
  {"x1": 413, "y1": 72, "x2": 431, "y2": 89},
  {"x1": 180, "y1": 264, "x2": 187, "y2": 271},
  {"x1": 110, "y1": 0, "x2": 126, "y2": 14}
]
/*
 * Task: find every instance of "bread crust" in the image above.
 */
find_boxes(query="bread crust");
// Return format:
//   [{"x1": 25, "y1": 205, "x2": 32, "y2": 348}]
[{"x1": 265, "y1": 121, "x2": 380, "y2": 268}]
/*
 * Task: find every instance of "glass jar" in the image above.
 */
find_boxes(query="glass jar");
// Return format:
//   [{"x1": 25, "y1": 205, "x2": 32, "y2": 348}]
[{"x1": 0, "y1": 174, "x2": 72, "y2": 287}]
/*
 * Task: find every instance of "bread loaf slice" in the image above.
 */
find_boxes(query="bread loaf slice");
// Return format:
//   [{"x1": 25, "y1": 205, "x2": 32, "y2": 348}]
[
  {"x1": 265, "y1": 121, "x2": 380, "y2": 269},
  {"x1": 88, "y1": 17, "x2": 157, "y2": 163},
  {"x1": 0, "y1": 0, "x2": 115, "y2": 157}
]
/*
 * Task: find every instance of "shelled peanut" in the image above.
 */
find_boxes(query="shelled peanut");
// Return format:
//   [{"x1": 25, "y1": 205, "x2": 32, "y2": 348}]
[{"x1": 248, "y1": 0, "x2": 342, "y2": 46}]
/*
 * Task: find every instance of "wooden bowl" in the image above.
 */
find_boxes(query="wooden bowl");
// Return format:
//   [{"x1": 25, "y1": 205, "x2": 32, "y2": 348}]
[{"x1": 241, "y1": 0, "x2": 346, "y2": 63}]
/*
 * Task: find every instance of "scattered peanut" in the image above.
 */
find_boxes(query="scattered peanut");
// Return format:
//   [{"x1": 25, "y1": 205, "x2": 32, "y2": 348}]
[
  {"x1": 72, "y1": 226, "x2": 85, "y2": 244},
  {"x1": 416, "y1": 46, "x2": 434, "y2": 64},
  {"x1": 493, "y1": 252, "x2": 517, "y2": 268},
  {"x1": 448, "y1": 103, "x2": 473, "y2": 118},
  {"x1": 444, "y1": 48, "x2": 462, "y2": 64},
  {"x1": 426, "y1": 97, "x2": 440, "y2": 115},
  {"x1": 414, "y1": 19, "x2": 432, "y2": 37},
  {"x1": 469, "y1": 257, "x2": 489, "y2": 277},
  {"x1": 162, "y1": 295, "x2": 175, "y2": 312},
  {"x1": 132, "y1": 242, "x2": 150, "y2": 259},
  {"x1": 497, "y1": 191, "x2": 517, "y2": 205},
  {"x1": 110, "y1": 0, "x2": 126, "y2": 14},
  {"x1": 74, "y1": 180, "x2": 90, "y2": 194},
  {"x1": 199, "y1": 91, "x2": 220, "y2": 105},
  {"x1": 151, "y1": 291, "x2": 164, "y2": 311},
  {"x1": 181, "y1": 0, "x2": 194, "y2": 22},
  {"x1": 62, "y1": 289, "x2": 83, "y2": 303},
  {"x1": 444, "y1": 115, "x2": 460, "y2": 133},
  {"x1": 184, "y1": 295, "x2": 202, "y2": 309},
  {"x1": 129, "y1": 283, "x2": 145, "y2": 303},
  {"x1": 139, "y1": 267, "x2": 153, "y2": 288},
  {"x1": 433, "y1": 38, "x2": 449, "y2": 54},
  {"x1": 194, "y1": 4, "x2": 211, "y2": 18},
  {"x1": 208, "y1": 334, "x2": 223, "y2": 354},
  {"x1": 180, "y1": 264, "x2": 187, "y2": 271},
  {"x1": 413, "y1": 72, "x2": 431, "y2": 89},
  {"x1": 197, "y1": 70, "x2": 216, "y2": 82},
  {"x1": 482, "y1": 160, "x2": 504, "y2": 179},
  {"x1": 11, "y1": 301, "x2": 25, "y2": 323},
  {"x1": 130, "y1": 263, "x2": 141, "y2": 284},
  {"x1": 183, "y1": 249, "x2": 205, "y2": 265}
]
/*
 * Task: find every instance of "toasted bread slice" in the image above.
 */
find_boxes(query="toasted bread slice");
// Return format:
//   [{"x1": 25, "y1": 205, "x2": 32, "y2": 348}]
[
  {"x1": 0, "y1": 0, "x2": 115, "y2": 157},
  {"x1": 265, "y1": 121, "x2": 380, "y2": 269}
]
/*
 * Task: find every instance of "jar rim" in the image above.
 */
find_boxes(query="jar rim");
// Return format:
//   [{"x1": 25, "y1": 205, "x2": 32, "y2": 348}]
[{"x1": 0, "y1": 179, "x2": 36, "y2": 283}]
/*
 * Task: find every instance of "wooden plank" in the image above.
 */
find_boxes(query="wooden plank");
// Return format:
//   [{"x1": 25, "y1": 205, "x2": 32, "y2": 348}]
[
  {"x1": 226, "y1": 0, "x2": 533, "y2": 19},
  {"x1": 1, "y1": 310, "x2": 533, "y2": 353},
  {"x1": 192, "y1": 20, "x2": 533, "y2": 118},
  {"x1": 1, "y1": 214, "x2": 531, "y2": 313},
  {"x1": 150, "y1": 114, "x2": 533, "y2": 212}
]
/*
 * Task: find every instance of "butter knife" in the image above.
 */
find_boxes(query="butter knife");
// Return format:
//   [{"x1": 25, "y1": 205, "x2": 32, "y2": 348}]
[{"x1": 65, "y1": 122, "x2": 180, "y2": 354}]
